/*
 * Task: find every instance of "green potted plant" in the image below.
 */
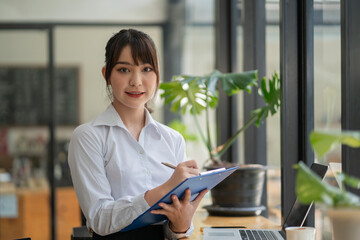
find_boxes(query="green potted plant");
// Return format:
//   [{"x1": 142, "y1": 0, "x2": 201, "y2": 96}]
[
  {"x1": 159, "y1": 70, "x2": 281, "y2": 215},
  {"x1": 295, "y1": 130, "x2": 360, "y2": 240}
]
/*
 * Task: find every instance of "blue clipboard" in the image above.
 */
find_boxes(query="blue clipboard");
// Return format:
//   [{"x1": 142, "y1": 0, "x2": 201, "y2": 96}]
[{"x1": 121, "y1": 166, "x2": 238, "y2": 232}]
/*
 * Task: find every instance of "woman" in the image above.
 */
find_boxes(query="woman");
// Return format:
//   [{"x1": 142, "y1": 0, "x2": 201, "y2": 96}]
[{"x1": 68, "y1": 29, "x2": 208, "y2": 239}]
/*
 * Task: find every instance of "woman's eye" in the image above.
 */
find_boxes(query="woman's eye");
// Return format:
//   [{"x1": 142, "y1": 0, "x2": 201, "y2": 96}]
[
  {"x1": 117, "y1": 67, "x2": 129, "y2": 73},
  {"x1": 143, "y1": 67, "x2": 153, "y2": 72}
]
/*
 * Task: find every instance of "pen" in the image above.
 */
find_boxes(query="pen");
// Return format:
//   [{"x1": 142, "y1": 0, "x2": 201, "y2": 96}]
[
  {"x1": 161, "y1": 162, "x2": 177, "y2": 169},
  {"x1": 209, "y1": 226, "x2": 246, "y2": 228},
  {"x1": 162, "y1": 162, "x2": 226, "y2": 176},
  {"x1": 200, "y1": 226, "x2": 246, "y2": 233}
]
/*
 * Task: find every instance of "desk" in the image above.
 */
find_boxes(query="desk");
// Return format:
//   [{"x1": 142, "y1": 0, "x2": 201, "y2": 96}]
[{"x1": 189, "y1": 210, "x2": 281, "y2": 240}]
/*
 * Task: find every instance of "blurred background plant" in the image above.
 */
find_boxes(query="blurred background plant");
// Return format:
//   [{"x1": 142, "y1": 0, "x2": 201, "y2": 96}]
[
  {"x1": 160, "y1": 70, "x2": 281, "y2": 166},
  {"x1": 295, "y1": 131, "x2": 360, "y2": 208}
]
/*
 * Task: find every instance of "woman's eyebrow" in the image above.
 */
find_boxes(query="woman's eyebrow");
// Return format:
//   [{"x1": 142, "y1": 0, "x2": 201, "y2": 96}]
[
  {"x1": 115, "y1": 61, "x2": 133, "y2": 66},
  {"x1": 115, "y1": 61, "x2": 150, "y2": 66}
]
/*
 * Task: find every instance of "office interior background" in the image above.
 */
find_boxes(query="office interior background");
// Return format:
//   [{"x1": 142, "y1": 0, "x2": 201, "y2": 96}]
[{"x1": 0, "y1": 0, "x2": 359, "y2": 240}]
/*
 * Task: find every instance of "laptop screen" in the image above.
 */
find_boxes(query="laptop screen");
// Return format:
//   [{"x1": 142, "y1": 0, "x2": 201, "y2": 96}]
[{"x1": 282, "y1": 163, "x2": 328, "y2": 230}]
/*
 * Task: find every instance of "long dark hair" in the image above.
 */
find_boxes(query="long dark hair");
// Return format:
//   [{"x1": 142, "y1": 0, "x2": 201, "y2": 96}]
[{"x1": 104, "y1": 29, "x2": 160, "y2": 111}]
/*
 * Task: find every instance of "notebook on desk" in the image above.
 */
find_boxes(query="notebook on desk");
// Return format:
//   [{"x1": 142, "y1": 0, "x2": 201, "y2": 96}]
[{"x1": 203, "y1": 163, "x2": 328, "y2": 240}]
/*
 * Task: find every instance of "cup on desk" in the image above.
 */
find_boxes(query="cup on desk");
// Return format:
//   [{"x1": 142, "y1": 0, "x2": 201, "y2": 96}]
[{"x1": 285, "y1": 226, "x2": 316, "y2": 240}]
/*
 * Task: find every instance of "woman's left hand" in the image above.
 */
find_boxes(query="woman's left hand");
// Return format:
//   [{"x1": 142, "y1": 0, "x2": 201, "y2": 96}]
[{"x1": 150, "y1": 188, "x2": 208, "y2": 233}]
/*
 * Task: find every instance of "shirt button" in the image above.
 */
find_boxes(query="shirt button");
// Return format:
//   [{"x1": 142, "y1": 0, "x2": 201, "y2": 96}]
[{"x1": 139, "y1": 149, "x2": 145, "y2": 155}]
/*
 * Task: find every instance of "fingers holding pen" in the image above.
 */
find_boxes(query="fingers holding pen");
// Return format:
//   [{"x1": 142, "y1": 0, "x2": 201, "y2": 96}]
[
  {"x1": 182, "y1": 159, "x2": 198, "y2": 169},
  {"x1": 177, "y1": 160, "x2": 199, "y2": 177},
  {"x1": 165, "y1": 160, "x2": 200, "y2": 189}
]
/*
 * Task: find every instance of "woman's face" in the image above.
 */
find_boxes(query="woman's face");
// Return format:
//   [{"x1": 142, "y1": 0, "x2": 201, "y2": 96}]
[{"x1": 105, "y1": 45, "x2": 157, "y2": 112}]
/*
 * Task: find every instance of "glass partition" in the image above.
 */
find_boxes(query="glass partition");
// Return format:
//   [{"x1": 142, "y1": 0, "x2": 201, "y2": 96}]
[
  {"x1": 265, "y1": 0, "x2": 281, "y2": 225},
  {"x1": 313, "y1": 1, "x2": 341, "y2": 239},
  {"x1": 180, "y1": 0, "x2": 215, "y2": 168},
  {"x1": 0, "y1": 29, "x2": 51, "y2": 240},
  {"x1": 235, "y1": 0, "x2": 281, "y2": 224}
]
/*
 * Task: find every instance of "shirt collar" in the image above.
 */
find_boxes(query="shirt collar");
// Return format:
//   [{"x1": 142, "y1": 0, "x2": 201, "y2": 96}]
[
  {"x1": 143, "y1": 108, "x2": 162, "y2": 139},
  {"x1": 93, "y1": 104, "x2": 161, "y2": 138}
]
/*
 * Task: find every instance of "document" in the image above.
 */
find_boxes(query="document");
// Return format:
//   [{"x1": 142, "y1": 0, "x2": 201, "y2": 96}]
[{"x1": 121, "y1": 166, "x2": 238, "y2": 232}]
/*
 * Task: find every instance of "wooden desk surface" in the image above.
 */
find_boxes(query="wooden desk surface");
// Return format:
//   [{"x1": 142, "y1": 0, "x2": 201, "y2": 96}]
[{"x1": 189, "y1": 210, "x2": 281, "y2": 240}]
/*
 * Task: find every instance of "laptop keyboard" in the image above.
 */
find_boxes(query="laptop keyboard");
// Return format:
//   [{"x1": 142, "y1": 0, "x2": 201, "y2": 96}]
[{"x1": 239, "y1": 229, "x2": 279, "y2": 240}]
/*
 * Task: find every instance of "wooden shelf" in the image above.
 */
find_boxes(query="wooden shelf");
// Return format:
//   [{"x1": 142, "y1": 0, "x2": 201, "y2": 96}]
[{"x1": 0, "y1": 186, "x2": 81, "y2": 240}]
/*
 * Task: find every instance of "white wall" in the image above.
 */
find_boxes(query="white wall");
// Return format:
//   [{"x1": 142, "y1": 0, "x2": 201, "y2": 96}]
[
  {"x1": 0, "y1": 0, "x2": 168, "y2": 123},
  {"x1": 0, "y1": 26, "x2": 163, "y2": 124},
  {"x1": 0, "y1": 0, "x2": 167, "y2": 23}
]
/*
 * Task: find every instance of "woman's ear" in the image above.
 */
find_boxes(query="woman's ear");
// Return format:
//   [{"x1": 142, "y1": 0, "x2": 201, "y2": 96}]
[{"x1": 101, "y1": 66, "x2": 106, "y2": 80}]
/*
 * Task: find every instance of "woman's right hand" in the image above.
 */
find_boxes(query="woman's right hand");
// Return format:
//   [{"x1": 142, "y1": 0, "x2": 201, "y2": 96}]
[
  {"x1": 166, "y1": 160, "x2": 199, "y2": 189},
  {"x1": 144, "y1": 160, "x2": 199, "y2": 207}
]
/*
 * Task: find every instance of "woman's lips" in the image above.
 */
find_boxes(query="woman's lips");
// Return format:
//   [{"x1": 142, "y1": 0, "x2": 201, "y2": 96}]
[{"x1": 126, "y1": 91, "x2": 145, "y2": 98}]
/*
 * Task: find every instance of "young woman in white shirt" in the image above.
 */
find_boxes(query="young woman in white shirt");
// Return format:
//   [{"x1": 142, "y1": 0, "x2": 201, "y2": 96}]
[{"x1": 68, "y1": 29, "x2": 208, "y2": 239}]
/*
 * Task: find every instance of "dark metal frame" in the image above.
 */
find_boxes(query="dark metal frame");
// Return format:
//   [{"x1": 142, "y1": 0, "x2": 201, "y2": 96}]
[
  {"x1": 215, "y1": 0, "x2": 239, "y2": 163},
  {"x1": 48, "y1": 26, "x2": 56, "y2": 240},
  {"x1": 280, "y1": 0, "x2": 315, "y2": 226},
  {"x1": 341, "y1": 0, "x2": 360, "y2": 196},
  {"x1": 242, "y1": 0, "x2": 266, "y2": 166},
  {"x1": 242, "y1": 0, "x2": 268, "y2": 216},
  {"x1": 162, "y1": 0, "x2": 185, "y2": 124}
]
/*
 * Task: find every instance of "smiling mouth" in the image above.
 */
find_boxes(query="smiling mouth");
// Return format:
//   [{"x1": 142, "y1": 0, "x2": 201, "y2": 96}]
[{"x1": 126, "y1": 91, "x2": 145, "y2": 96}]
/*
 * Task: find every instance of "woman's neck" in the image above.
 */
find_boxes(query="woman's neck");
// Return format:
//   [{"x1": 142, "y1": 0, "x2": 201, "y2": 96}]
[{"x1": 112, "y1": 103, "x2": 146, "y2": 141}]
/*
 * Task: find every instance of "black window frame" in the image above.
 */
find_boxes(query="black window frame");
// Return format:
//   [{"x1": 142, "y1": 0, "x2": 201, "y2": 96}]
[{"x1": 215, "y1": 0, "x2": 360, "y2": 227}]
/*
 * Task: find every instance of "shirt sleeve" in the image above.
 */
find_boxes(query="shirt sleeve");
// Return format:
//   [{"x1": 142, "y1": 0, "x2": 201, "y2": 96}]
[
  {"x1": 68, "y1": 125, "x2": 150, "y2": 236},
  {"x1": 164, "y1": 221, "x2": 194, "y2": 240},
  {"x1": 175, "y1": 133, "x2": 188, "y2": 164}
]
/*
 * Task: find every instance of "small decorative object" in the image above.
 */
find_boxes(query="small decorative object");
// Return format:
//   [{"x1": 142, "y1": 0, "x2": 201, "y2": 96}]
[{"x1": 160, "y1": 70, "x2": 280, "y2": 215}]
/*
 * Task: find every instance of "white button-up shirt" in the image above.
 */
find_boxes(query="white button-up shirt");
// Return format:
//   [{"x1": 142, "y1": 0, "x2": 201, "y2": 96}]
[{"x1": 68, "y1": 104, "x2": 193, "y2": 238}]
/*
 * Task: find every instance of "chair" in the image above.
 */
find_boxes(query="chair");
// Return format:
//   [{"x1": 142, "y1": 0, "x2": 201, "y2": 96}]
[{"x1": 71, "y1": 226, "x2": 92, "y2": 240}]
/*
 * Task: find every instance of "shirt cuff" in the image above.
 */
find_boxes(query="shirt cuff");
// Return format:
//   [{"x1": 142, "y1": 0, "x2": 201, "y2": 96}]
[
  {"x1": 133, "y1": 192, "x2": 150, "y2": 215},
  {"x1": 164, "y1": 221, "x2": 194, "y2": 240}
]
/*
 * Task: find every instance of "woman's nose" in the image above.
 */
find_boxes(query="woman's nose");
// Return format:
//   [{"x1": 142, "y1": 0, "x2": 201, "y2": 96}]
[{"x1": 129, "y1": 71, "x2": 142, "y2": 86}]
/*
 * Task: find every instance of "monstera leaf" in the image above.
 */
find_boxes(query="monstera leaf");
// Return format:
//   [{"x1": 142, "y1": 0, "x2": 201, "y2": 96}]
[
  {"x1": 159, "y1": 70, "x2": 258, "y2": 116},
  {"x1": 310, "y1": 131, "x2": 360, "y2": 159},
  {"x1": 159, "y1": 69, "x2": 280, "y2": 161},
  {"x1": 159, "y1": 77, "x2": 215, "y2": 115},
  {"x1": 211, "y1": 72, "x2": 281, "y2": 157},
  {"x1": 251, "y1": 72, "x2": 281, "y2": 126},
  {"x1": 295, "y1": 161, "x2": 360, "y2": 207}
]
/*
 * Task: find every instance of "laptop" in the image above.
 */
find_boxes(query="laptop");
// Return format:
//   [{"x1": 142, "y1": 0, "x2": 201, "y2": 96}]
[{"x1": 203, "y1": 163, "x2": 328, "y2": 240}]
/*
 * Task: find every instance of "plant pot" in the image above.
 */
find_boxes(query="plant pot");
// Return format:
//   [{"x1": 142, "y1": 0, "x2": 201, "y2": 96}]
[
  {"x1": 327, "y1": 208, "x2": 360, "y2": 240},
  {"x1": 203, "y1": 164, "x2": 266, "y2": 216}
]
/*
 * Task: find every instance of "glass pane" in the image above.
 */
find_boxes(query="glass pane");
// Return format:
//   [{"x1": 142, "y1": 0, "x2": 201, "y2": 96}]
[
  {"x1": 0, "y1": 30, "x2": 51, "y2": 240},
  {"x1": 181, "y1": 0, "x2": 215, "y2": 169},
  {"x1": 237, "y1": 0, "x2": 281, "y2": 224},
  {"x1": 266, "y1": 0, "x2": 281, "y2": 225},
  {"x1": 313, "y1": 1, "x2": 341, "y2": 240},
  {"x1": 235, "y1": 0, "x2": 281, "y2": 225}
]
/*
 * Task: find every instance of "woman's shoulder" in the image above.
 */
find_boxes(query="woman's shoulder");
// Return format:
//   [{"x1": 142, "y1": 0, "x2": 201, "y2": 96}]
[
  {"x1": 73, "y1": 122, "x2": 93, "y2": 134},
  {"x1": 71, "y1": 121, "x2": 102, "y2": 142}
]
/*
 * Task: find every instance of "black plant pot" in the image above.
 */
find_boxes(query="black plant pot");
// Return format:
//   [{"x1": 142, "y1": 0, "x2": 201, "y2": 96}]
[{"x1": 203, "y1": 164, "x2": 267, "y2": 216}]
